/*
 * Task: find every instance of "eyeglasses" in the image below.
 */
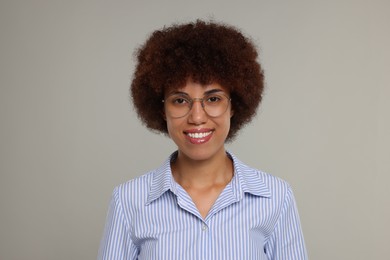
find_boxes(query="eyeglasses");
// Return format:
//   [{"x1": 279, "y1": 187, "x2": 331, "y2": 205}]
[{"x1": 163, "y1": 92, "x2": 231, "y2": 118}]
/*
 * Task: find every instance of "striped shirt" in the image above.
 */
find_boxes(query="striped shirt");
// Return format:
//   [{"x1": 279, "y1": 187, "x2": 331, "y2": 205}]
[{"x1": 98, "y1": 152, "x2": 308, "y2": 259}]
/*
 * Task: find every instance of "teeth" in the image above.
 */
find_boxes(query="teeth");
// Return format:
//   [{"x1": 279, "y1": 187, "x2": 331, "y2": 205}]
[{"x1": 187, "y1": 131, "x2": 212, "y2": 139}]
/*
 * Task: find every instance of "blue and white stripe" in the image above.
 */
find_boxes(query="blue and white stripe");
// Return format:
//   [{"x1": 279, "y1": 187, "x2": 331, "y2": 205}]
[{"x1": 98, "y1": 152, "x2": 308, "y2": 259}]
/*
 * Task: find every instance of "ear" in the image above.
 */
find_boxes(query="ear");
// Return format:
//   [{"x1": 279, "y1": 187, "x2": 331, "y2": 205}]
[
  {"x1": 162, "y1": 111, "x2": 167, "y2": 121},
  {"x1": 230, "y1": 108, "x2": 234, "y2": 118}
]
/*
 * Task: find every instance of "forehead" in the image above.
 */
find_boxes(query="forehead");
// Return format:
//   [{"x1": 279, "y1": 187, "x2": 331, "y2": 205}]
[{"x1": 166, "y1": 80, "x2": 229, "y2": 96}]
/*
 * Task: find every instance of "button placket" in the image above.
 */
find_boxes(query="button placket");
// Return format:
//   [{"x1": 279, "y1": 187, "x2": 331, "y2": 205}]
[{"x1": 200, "y1": 221, "x2": 210, "y2": 259}]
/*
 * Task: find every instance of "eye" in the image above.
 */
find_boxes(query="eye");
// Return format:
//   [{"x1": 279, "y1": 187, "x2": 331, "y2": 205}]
[
  {"x1": 174, "y1": 98, "x2": 186, "y2": 104},
  {"x1": 169, "y1": 96, "x2": 190, "y2": 106},
  {"x1": 205, "y1": 95, "x2": 222, "y2": 103}
]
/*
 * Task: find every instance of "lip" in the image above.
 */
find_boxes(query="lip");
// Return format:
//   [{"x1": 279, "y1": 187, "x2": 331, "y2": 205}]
[{"x1": 184, "y1": 128, "x2": 214, "y2": 144}]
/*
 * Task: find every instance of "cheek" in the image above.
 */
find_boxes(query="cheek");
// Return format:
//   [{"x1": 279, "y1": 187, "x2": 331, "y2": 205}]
[
  {"x1": 165, "y1": 118, "x2": 182, "y2": 137},
  {"x1": 216, "y1": 116, "x2": 232, "y2": 135},
  {"x1": 166, "y1": 120, "x2": 173, "y2": 137}
]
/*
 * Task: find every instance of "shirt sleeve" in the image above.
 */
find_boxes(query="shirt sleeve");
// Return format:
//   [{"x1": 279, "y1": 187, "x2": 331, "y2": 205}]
[
  {"x1": 98, "y1": 188, "x2": 138, "y2": 260},
  {"x1": 265, "y1": 185, "x2": 308, "y2": 260}
]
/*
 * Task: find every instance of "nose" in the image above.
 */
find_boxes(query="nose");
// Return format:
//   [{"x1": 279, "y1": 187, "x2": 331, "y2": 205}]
[{"x1": 188, "y1": 99, "x2": 207, "y2": 124}]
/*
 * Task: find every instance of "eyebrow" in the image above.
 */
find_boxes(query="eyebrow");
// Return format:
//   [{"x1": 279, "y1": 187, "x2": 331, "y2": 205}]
[{"x1": 168, "y1": 89, "x2": 225, "y2": 96}]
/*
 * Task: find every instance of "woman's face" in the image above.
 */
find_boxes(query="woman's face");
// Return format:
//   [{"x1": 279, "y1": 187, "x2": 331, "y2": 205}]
[{"x1": 164, "y1": 80, "x2": 233, "y2": 162}]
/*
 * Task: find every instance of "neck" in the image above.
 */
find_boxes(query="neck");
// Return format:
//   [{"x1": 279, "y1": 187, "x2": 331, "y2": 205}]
[{"x1": 171, "y1": 149, "x2": 234, "y2": 189}]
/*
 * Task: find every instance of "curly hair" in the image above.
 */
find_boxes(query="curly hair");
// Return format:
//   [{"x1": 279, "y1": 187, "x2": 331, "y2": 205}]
[{"x1": 131, "y1": 20, "x2": 264, "y2": 141}]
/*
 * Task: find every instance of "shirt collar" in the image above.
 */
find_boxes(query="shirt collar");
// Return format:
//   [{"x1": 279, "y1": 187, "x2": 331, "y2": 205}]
[
  {"x1": 146, "y1": 151, "x2": 271, "y2": 205},
  {"x1": 146, "y1": 151, "x2": 178, "y2": 205},
  {"x1": 228, "y1": 152, "x2": 271, "y2": 199}
]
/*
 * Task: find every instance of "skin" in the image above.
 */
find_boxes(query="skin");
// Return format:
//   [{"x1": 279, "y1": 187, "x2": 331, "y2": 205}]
[{"x1": 164, "y1": 80, "x2": 235, "y2": 219}]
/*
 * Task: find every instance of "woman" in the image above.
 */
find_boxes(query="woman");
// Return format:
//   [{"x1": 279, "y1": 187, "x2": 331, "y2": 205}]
[{"x1": 98, "y1": 20, "x2": 308, "y2": 259}]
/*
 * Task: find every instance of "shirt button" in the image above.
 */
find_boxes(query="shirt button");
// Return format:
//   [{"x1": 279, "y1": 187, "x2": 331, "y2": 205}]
[{"x1": 202, "y1": 224, "x2": 207, "y2": 231}]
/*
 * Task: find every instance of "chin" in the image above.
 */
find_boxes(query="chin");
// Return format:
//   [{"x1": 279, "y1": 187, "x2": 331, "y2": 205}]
[{"x1": 178, "y1": 145, "x2": 225, "y2": 162}]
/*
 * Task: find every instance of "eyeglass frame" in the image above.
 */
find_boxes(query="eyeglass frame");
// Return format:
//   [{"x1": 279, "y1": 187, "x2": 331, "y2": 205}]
[{"x1": 162, "y1": 91, "x2": 232, "y2": 118}]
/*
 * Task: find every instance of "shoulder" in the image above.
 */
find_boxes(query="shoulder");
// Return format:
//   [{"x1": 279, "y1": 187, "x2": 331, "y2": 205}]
[
  {"x1": 257, "y1": 169, "x2": 295, "y2": 209},
  {"x1": 111, "y1": 170, "x2": 156, "y2": 209},
  {"x1": 112, "y1": 153, "x2": 174, "y2": 208},
  {"x1": 258, "y1": 170, "x2": 292, "y2": 194},
  {"x1": 117, "y1": 170, "x2": 155, "y2": 191}
]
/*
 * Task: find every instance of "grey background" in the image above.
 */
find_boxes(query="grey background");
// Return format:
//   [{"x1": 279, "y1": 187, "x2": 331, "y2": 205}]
[{"x1": 1, "y1": 0, "x2": 389, "y2": 259}]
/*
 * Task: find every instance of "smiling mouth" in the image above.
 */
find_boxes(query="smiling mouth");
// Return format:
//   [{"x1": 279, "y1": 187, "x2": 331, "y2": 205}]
[{"x1": 186, "y1": 131, "x2": 212, "y2": 139}]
